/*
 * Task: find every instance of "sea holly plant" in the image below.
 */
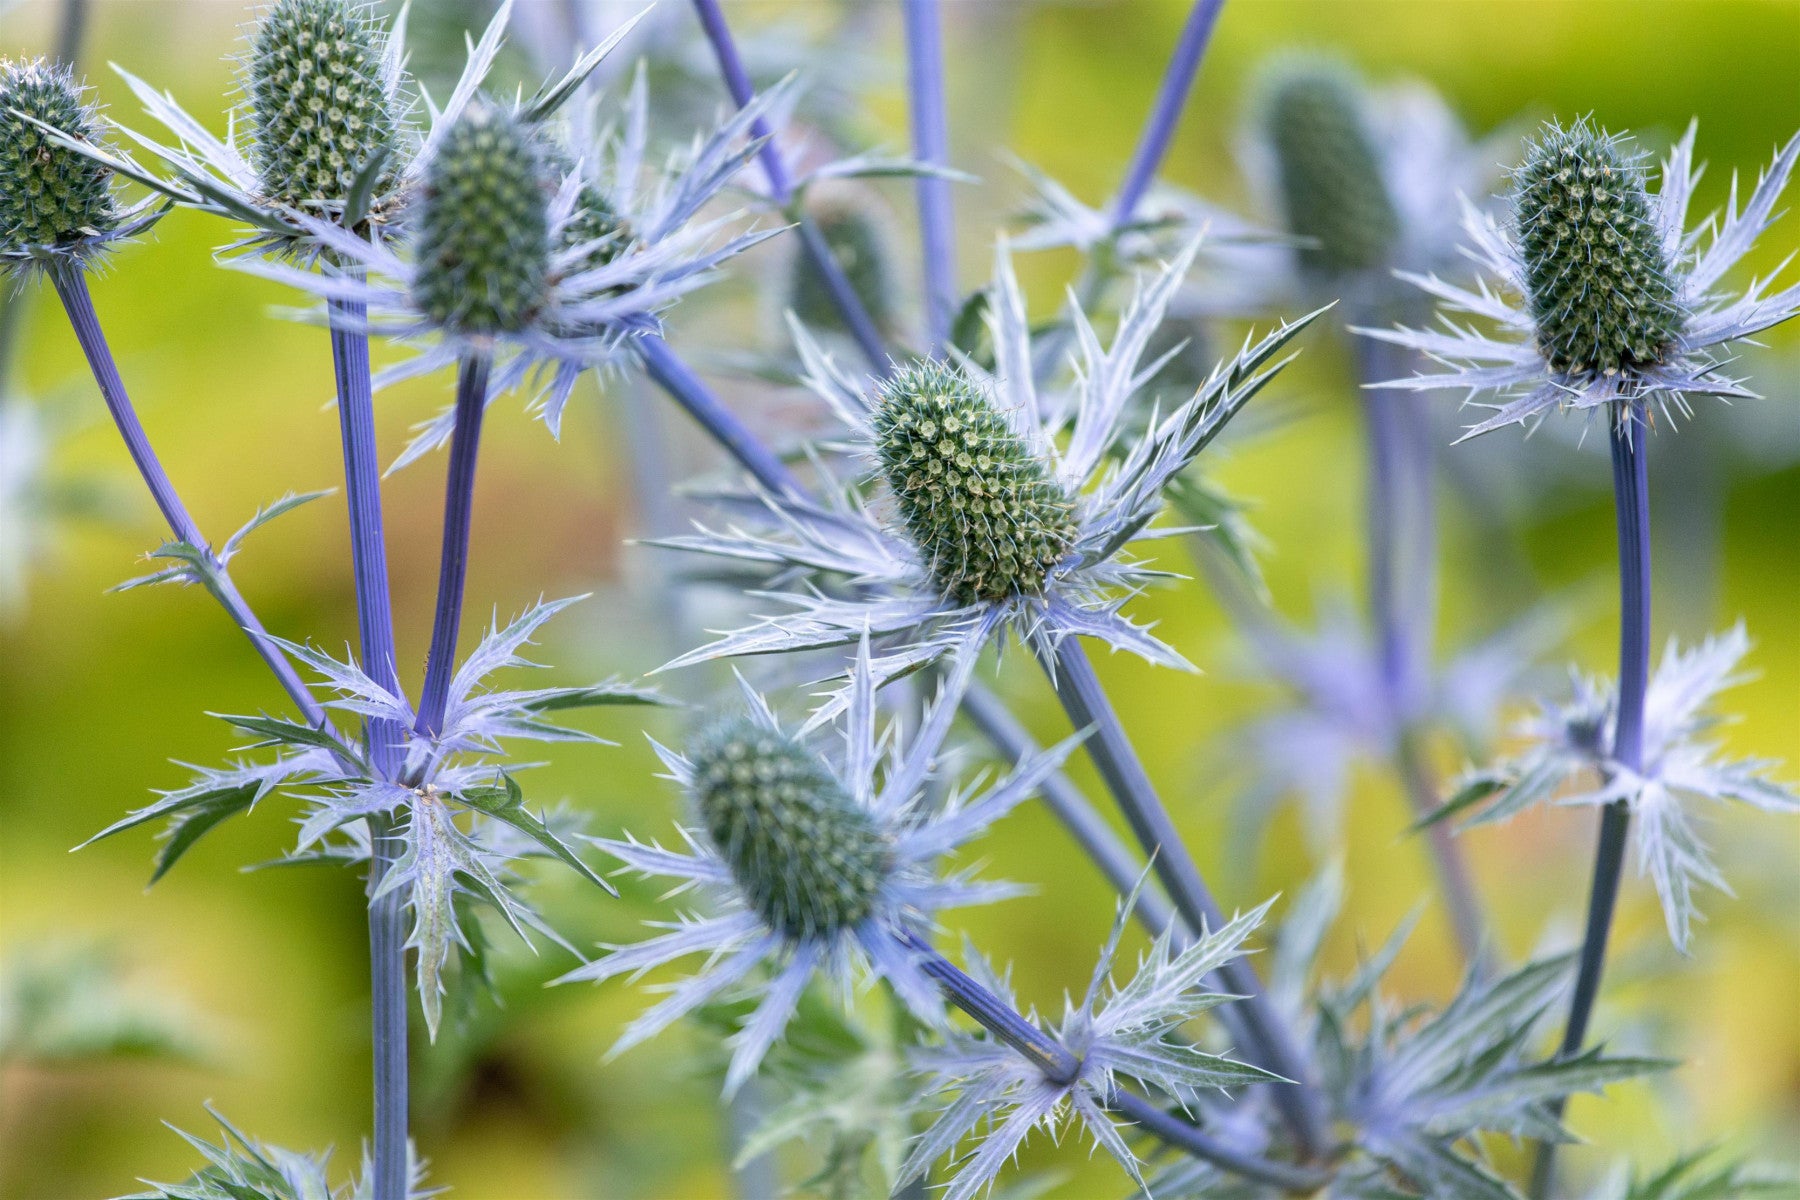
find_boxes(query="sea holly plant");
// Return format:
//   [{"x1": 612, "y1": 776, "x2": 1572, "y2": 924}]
[
  {"x1": 11, "y1": 0, "x2": 1800, "y2": 1194},
  {"x1": 1371, "y1": 116, "x2": 1800, "y2": 1195}
]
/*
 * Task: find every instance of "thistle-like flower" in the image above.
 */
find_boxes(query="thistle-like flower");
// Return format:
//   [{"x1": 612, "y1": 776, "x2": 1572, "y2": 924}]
[
  {"x1": 250, "y1": 67, "x2": 789, "y2": 468},
  {"x1": 902, "y1": 891, "x2": 1279, "y2": 1200},
  {"x1": 1434, "y1": 624, "x2": 1797, "y2": 951},
  {"x1": 0, "y1": 58, "x2": 158, "y2": 273},
  {"x1": 557, "y1": 643, "x2": 1081, "y2": 1094},
  {"x1": 125, "y1": 1104, "x2": 431, "y2": 1200},
  {"x1": 658, "y1": 241, "x2": 1320, "y2": 710},
  {"x1": 1368, "y1": 119, "x2": 1800, "y2": 439}
]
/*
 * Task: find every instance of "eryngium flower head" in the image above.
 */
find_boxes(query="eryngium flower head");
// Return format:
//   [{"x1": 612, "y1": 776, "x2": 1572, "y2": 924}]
[
  {"x1": 560, "y1": 647, "x2": 1079, "y2": 1094},
  {"x1": 788, "y1": 203, "x2": 894, "y2": 334},
  {"x1": 873, "y1": 361, "x2": 1077, "y2": 604},
  {"x1": 1262, "y1": 57, "x2": 1399, "y2": 276},
  {"x1": 688, "y1": 714, "x2": 892, "y2": 940},
  {"x1": 245, "y1": 0, "x2": 400, "y2": 209},
  {"x1": 411, "y1": 102, "x2": 549, "y2": 336},
  {"x1": 556, "y1": 181, "x2": 628, "y2": 272},
  {"x1": 1367, "y1": 121, "x2": 1800, "y2": 438},
  {"x1": 659, "y1": 241, "x2": 1319, "y2": 713},
  {"x1": 1515, "y1": 122, "x2": 1682, "y2": 375},
  {"x1": 0, "y1": 59, "x2": 119, "y2": 266}
]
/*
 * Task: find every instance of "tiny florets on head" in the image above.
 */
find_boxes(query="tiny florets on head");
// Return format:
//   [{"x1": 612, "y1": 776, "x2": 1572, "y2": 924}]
[
  {"x1": 0, "y1": 58, "x2": 120, "y2": 263},
  {"x1": 1513, "y1": 120, "x2": 1683, "y2": 377},
  {"x1": 686, "y1": 715, "x2": 892, "y2": 942},
  {"x1": 1261, "y1": 57, "x2": 1399, "y2": 277},
  {"x1": 558, "y1": 181, "x2": 630, "y2": 273},
  {"x1": 245, "y1": 0, "x2": 400, "y2": 210},
  {"x1": 873, "y1": 361, "x2": 1077, "y2": 606},
  {"x1": 788, "y1": 204, "x2": 895, "y2": 333},
  {"x1": 410, "y1": 102, "x2": 551, "y2": 337}
]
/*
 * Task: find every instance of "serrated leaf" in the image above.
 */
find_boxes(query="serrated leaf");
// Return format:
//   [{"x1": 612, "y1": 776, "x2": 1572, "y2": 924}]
[
  {"x1": 151, "y1": 786, "x2": 258, "y2": 883},
  {"x1": 454, "y1": 774, "x2": 617, "y2": 895},
  {"x1": 220, "y1": 490, "x2": 333, "y2": 564}
]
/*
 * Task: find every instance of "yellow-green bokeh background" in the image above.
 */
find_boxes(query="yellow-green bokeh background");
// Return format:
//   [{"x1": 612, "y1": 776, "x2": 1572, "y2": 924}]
[{"x1": 2, "y1": 2, "x2": 1796, "y2": 1197}]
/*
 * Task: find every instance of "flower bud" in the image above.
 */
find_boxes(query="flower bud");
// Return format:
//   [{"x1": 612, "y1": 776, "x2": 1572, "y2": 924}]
[
  {"x1": 558, "y1": 181, "x2": 629, "y2": 273},
  {"x1": 411, "y1": 103, "x2": 550, "y2": 336},
  {"x1": 0, "y1": 58, "x2": 119, "y2": 259},
  {"x1": 688, "y1": 716, "x2": 891, "y2": 940},
  {"x1": 1262, "y1": 59, "x2": 1399, "y2": 276},
  {"x1": 1514, "y1": 122, "x2": 1681, "y2": 377},
  {"x1": 246, "y1": 0, "x2": 399, "y2": 208},
  {"x1": 874, "y1": 361, "x2": 1077, "y2": 605},
  {"x1": 787, "y1": 204, "x2": 895, "y2": 334}
]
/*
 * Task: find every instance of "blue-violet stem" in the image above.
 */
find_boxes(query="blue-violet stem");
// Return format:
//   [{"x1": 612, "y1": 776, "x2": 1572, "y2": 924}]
[
  {"x1": 687, "y1": 0, "x2": 890, "y2": 373},
  {"x1": 901, "y1": 0, "x2": 956, "y2": 351},
  {"x1": 639, "y1": 335, "x2": 805, "y2": 502},
  {"x1": 328, "y1": 297, "x2": 405, "y2": 773},
  {"x1": 415, "y1": 353, "x2": 492, "y2": 740},
  {"x1": 49, "y1": 264, "x2": 325, "y2": 727},
  {"x1": 366, "y1": 813, "x2": 409, "y2": 1200},
  {"x1": 1530, "y1": 399, "x2": 1651, "y2": 1198},
  {"x1": 1109, "y1": 0, "x2": 1228, "y2": 228},
  {"x1": 898, "y1": 930, "x2": 1329, "y2": 1193},
  {"x1": 1038, "y1": 637, "x2": 1328, "y2": 1157}
]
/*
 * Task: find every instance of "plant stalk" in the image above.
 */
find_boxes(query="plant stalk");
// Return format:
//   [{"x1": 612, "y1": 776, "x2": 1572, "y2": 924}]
[
  {"x1": 1036, "y1": 638, "x2": 1327, "y2": 1157},
  {"x1": 50, "y1": 265, "x2": 324, "y2": 726},
  {"x1": 687, "y1": 0, "x2": 889, "y2": 373},
  {"x1": 415, "y1": 354, "x2": 492, "y2": 740},
  {"x1": 1530, "y1": 400, "x2": 1651, "y2": 1197},
  {"x1": 325, "y1": 295, "x2": 409, "y2": 1200},
  {"x1": 901, "y1": 0, "x2": 955, "y2": 351}
]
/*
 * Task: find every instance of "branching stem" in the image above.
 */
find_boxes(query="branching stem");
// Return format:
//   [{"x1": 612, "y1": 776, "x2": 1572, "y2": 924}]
[{"x1": 415, "y1": 354, "x2": 491, "y2": 740}]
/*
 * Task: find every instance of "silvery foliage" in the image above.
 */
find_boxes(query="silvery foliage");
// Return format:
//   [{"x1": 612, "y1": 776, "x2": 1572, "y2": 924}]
[
  {"x1": 1147, "y1": 866, "x2": 1668, "y2": 1200},
  {"x1": 1435, "y1": 624, "x2": 1797, "y2": 952},
  {"x1": 81, "y1": 593, "x2": 660, "y2": 1038},
  {"x1": 124, "y1": 1105, "x2": 433, "y2": 1200},
  {"x1": 657, "y1": 239, "x2": 1322, "y2": 719},
  {"x1": 1584, "y1": 1148, "x2": 1799, "y2": 1200},
  {"x1": 1366, "y1": 125, "x2": 1800, "y2": 439},
  {"x1": 557, "y1": 639, "x2": 1082, "y2": 1095},
  {"x1": 902, "y1": 889, "x2": 1279, "y2": 1200}
]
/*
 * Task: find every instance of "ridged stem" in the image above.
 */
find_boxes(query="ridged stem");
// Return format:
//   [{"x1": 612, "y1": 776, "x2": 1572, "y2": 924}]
[
  {"x1": 639, "y1": 336, "x2": 805, "y2": 501},
  {"x1": 415, "y1": 354, "x2": 491, "y2": 740},
  {"x1": 901, "y1": 0, "x2": 955, "y2": 350},
  {"x1": 897, "y1": 930, "x2": 1329, "y2": 1193},
  {"x1": 1530, "y1": 400, "x2": 1651, "y2": 1197},
  {"x1": 1109, "y1": 0, "x2": 1227, "y2": 228},
  {"x1": 324, "y1": 295, "x2": 409, "y2": 1200},
  {"x1": 328, "y1": 297, "x2": 404, "y2": 771},
  {"x1": 687, "y1": 0, "x2": 889, "y2": 373},
  {"x1": 366, "y1": 811, "x2": 409, "y2": 1200},
  {"x1": 49, "y1": 265, "x2": 324, "y2": 727},
  {"x1": 1036, "y1": 638, "x2": 1328, "y2": 1157}
]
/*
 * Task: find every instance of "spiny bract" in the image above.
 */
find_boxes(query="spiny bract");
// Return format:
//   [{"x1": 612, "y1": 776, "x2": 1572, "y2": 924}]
[
  {"x1": 1263, "y1": 59, "x2": 1399, "y2": 276},
  {"x1": 411, "y1": 103, "x2": 550, "y2": 336},
  {"x1": 245, "y1": 0, "x2": 399, "y2": 208},
  {"x1": 558, "y1": 182, "x2": 629, "y2": 273},
  {"x1": 789, "y1": 205, "x2": 895, "y2": 333},
  {"x1": 687, "y1": 716, "x2": 892, "y2": 941},
  {"x1": 0, "y1": 58, "x2": 119, "y2": 259},
  {"x1": 874, "y1": 362, "x2": 1077, "y2": 605},
  {"x1": 1515, "y1": 122, "x2": 1683, "y2": 377}
]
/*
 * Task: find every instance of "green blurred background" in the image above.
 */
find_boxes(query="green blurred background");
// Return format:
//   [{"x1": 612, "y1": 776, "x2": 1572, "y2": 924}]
[{"x1": 2, "y1": 1, "x2": 1796, "y2": 1196}]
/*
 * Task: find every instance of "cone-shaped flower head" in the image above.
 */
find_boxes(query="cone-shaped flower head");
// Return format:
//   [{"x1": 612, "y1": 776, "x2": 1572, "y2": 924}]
[
  {"x1": 0, "y1": 58, "x2": 119, "y2": 263},
  {"x1": 1262, "y1": 59, "x2": 1399, "y2": 276},
  {"x1": 1514, "y1": 122, "x2": 1683, "y2": 376},
  {"x1": 873, "y1": 361, "x2": 1078, "y2": 605},
  {"x1": 410, "y1": 102, "x2": 550, "y2": 336},
  {"x1": 245, "y1": 0, "x2": 400, "y2": 209},
  {"x1": 687, "y1": 714, "x2": 893, "y2": 941},
  {"x1": 557, "y1": 180, "x2": 629, "y2": 272},
  {"x1": 788, "y1": 204, "x2": 895, "y2": 333}
]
